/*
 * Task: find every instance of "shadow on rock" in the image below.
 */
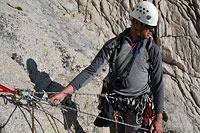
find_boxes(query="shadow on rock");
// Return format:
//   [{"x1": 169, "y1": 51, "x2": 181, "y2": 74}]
[{"x1": 26, "y1": 58, "x2": 85, "y2": 133}]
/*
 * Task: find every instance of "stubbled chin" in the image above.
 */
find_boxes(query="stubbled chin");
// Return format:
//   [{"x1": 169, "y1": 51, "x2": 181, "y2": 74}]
[
  {"x1": 144, "y1": 36, "x2": 150, "y2": 39},
  {"x1": 146, "y1": 34, "x2": 151, "y2": 38},
  {"x1": 141, "y1": 34, "x2": 151, "y2": 39}
]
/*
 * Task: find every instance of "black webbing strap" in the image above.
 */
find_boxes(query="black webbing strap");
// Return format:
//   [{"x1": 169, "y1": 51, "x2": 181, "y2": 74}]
[
  {"x1": 147, "y1": 37, "x2": 155, "y2": 88},
  {"x1": 110, "y1": 33, "x2": 124, "y2": 77},
  {"x1": 111, "y1": 36, "x2": 154, "y2": 79}
]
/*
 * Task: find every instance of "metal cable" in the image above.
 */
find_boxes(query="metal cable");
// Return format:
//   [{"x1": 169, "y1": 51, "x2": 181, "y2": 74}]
[{"x1": 33, "y1": 91, "x2": 106, "y2": 97}]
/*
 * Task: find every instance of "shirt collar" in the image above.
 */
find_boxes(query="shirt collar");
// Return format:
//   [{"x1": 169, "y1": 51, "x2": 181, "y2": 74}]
[{"x1": 121, "y1": 28, "x2": 144, "y2": 46}]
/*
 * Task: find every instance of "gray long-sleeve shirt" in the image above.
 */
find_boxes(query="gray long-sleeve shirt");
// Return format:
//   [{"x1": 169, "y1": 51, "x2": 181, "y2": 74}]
[{"x1": 70, "y1": 28, "x2": 164, "y2": 114}]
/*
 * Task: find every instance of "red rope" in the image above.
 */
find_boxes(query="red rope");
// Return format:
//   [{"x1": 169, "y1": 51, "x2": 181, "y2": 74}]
[{"x1": 0, "y1": 84, "x2": 18, "y2": 94}]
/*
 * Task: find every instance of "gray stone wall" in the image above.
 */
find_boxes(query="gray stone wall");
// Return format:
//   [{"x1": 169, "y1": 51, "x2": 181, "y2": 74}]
[{"x1": 0, "y1": 0, "x2": 199, "y2": 132}]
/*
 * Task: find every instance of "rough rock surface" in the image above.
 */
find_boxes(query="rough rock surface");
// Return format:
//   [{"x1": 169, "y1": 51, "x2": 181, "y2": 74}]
[{"x1": 0, "y1": 0, "x2": 199, "y2": 133}]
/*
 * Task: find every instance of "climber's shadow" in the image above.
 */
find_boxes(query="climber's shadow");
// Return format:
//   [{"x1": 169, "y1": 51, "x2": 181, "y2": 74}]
[{"x1": 26, "y1": 58, "x2": 85, "y2": 133}]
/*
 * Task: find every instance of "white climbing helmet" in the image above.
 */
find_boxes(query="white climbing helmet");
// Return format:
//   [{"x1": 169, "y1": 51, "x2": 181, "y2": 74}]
[{"x1": 130, "y1": 1, "x2": 158, "y2": 26}]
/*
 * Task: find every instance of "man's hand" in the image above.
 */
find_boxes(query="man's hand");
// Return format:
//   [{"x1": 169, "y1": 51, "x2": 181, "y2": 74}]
[
  {"x1": 48, "y1": 93, "x2": 67, "y2": 104},
  {"x1": 150, "y1": 113, "x2": 163, "y2": 133},
  {"x1": 48, "y1": 84, "x2": 74, "y2": 104}
]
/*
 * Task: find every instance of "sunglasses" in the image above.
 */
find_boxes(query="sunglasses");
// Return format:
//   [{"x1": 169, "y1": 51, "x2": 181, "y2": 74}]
[{"x1": 144, "y1": 24, "x2": 156, "y2": 30}]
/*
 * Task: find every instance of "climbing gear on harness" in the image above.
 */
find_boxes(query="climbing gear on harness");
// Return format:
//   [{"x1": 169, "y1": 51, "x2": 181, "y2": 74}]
[
  {"x1": 95, "y1": 92, "x2": 154, "y2": 131},
  {"x1": 143, "y1": 102, "x2": 153, "y2": 127},
  {"x1": 134, "y1": 93, "x2": 154, "y2": 126},
  {"x1": 130, "y1": 1, "x2": 158, "y2": 26}
]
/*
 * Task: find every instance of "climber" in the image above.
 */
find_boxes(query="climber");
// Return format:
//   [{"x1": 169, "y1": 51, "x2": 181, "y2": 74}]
[{"x1": 49, "y1": 1, "x2": 164, "y2": 133}]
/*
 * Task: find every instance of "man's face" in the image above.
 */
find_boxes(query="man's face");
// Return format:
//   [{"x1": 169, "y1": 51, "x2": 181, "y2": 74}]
[
  {"x1": 133, "y1": 19, "x2": 156, "y2": 39},
  {"x1": 140, "y1": 24, "x2": 155, "y2": 39}
]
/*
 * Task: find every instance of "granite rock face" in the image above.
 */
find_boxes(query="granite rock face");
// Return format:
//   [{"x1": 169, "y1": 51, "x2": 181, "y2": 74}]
[{"x1": 0, "y1": 0, "x2": 199, "y2": 132}]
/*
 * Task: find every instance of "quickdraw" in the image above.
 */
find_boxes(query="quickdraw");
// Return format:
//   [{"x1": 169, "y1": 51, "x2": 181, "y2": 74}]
[{"x1": 143, "y1": 102, "x2": 153, "y2": 127}]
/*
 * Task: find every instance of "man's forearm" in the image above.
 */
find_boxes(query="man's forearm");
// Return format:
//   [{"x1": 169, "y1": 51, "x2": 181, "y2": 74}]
[{"x1": 61, "y1": 84, "x2": 74, "y2": 95}]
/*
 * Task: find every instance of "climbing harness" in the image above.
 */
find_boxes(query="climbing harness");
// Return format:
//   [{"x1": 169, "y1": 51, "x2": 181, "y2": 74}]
[{"x1": 97, "y1": 93, "x2": 154, "y2": 129}]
